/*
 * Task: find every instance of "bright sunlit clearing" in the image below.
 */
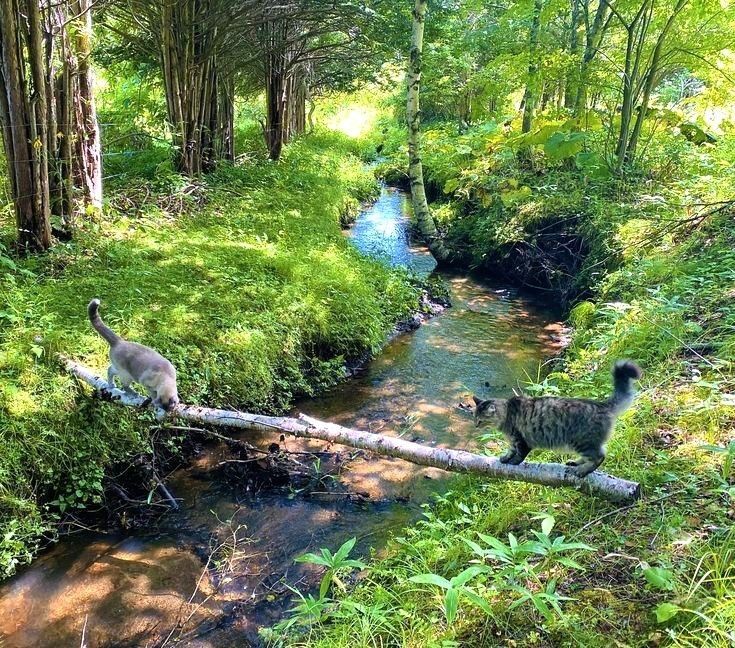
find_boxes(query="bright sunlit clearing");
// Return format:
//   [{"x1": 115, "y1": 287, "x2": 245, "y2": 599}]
[{"x1": 327, "y1": 105, "x2": 378, "y2": 138}]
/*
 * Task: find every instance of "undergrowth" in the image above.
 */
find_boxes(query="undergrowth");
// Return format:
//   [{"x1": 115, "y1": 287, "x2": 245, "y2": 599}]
[
  {"x1": 266, "y1": 105, "x2": 735, "y2": 647},
  {"x1": 0, "y1": 124, "x2": 418, "y2": 576}
]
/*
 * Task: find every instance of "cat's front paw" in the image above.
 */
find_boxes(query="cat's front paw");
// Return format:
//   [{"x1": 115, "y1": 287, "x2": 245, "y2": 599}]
[
  {"x1": 572, "y1": 465, "x2": 596, "y2": 478},
  {"x1": 499, "y1": 451, "x2": 515, "y2": 464}
]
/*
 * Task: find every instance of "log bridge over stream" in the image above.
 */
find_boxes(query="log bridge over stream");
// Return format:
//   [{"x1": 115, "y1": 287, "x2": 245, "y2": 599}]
[{"x1": 62, "y1": 357, "x2": 641, "y2": 503}]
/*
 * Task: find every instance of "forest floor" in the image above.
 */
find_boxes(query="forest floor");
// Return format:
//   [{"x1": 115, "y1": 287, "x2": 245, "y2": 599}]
[
  {"x1": 266, "y1": 101, "x2": 735, "y2": 647},
  {"x1": 0, "y1": 125, "x2": 420, "y2": 577}
]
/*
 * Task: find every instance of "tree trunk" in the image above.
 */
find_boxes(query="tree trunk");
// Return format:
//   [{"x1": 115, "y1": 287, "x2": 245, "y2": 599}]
[
  {"x1": 521, "y1": 0, "x2": 543, "y2": 133},
  {"x1": 62, "y1": 356, "x2": 642, "y2": 503},
  {"x1": 625, "y1": 0, "x2": 689, "y2": 163},
  {"x1": 263, "y1": 16, "x2": 289, "y2": 160},
  {"x1": 613, "y1": 0, "x2": 650, "y2": 172},
  {"x1": 0, "y1": 0, "x2": 52, "y2": 251},
  {"x1": 71, "y1": 0, "x2": 102, "y2": 209},
  {"x1": 0, "y1": 0, "x2": 102, "y2": 249},
  {"x1": 159, "y1": 0, "x2": 233, "y2": 174},
  {"x1": 407, "y1": 0, "x2": 450, "y2": 263},
  {"x1": 564, "y1": 0, "x2": 580, "y2": 108},
  {"x1": 573, "y1": 0, "x2": 610, "y2": 116}
]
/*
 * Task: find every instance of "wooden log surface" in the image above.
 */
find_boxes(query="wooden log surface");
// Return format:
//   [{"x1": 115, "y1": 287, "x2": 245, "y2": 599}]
[{"x1": 61, "y1": 356, "x2": 642, "y2": 503}]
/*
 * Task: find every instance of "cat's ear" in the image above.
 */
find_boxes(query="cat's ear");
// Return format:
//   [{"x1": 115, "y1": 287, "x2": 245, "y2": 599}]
[{"x1": 472, "y1": 395, "x2": 482, "y2": 405}]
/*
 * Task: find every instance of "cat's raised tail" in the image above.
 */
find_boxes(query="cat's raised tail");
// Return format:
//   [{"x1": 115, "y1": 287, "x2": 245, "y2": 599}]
[{"x1": 609, "y1": 360, "x2": 642, "y2": 414}]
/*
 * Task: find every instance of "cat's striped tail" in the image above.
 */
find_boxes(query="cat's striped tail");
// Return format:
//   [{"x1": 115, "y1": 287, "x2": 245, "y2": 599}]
[{"x1": 609, "y1": 360, "x2": 642, "y2": 414}]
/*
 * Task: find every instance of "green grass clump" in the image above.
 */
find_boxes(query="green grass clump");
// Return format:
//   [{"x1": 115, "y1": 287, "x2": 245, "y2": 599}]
[{"x1": 0, "y1": 127, "x2": 418, "y2": 576}]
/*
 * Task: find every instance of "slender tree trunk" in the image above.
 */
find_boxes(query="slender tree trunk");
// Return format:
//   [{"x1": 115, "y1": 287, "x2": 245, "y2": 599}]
[
  {"x1": 521, "y1": 0, "x2": 543, "y2": 133},
  {"x1": 407, "y1": 0, "x2": 450, "y2": 263},
  {"x1": 0, "y1": 0, "x2": 52, "y2": 251},
  {"x1": 614, "y1": 0, "x2": 653, "y2": 172},
  {"x1": 565, "y1": 0, "x2": 580, "y2": 108},
  {"x1": 573, "y1": 0, "x2": 610, "y2": 116},
  {"x1": 158, "y1": 0, "x2": 233, "y2": 174},
  {"x1": 263, "y1": 16, "x2": 289, "y2": 160},
  {"x1": 71, "y1": 0, "x2": 102, "y2": 209},
  {"x1": 625, "y1": 0, "x2": 689, "y2": 162},
  {"x1": 0, "y1": 0, "x2": 103, "y2": 249}
]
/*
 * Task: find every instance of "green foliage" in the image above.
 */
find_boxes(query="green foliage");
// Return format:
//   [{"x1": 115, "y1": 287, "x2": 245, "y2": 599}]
[
  {"x1": 272, "y1": 82, "x2": 735, "y2": 647},
  {"x1": 295, "y1": 537, "x2": 368, "y2": 600},
  {"x1": 262, "y1": 537, "x2": 368, "y2": 640},
  {"x1": 0, "y1": 128, "x2": 418, "y2": 576}
]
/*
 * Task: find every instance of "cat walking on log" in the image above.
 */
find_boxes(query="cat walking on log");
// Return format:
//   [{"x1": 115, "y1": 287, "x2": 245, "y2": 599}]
[{"x1": 473, "y1": 361, "x2": 642, "y2": 477}]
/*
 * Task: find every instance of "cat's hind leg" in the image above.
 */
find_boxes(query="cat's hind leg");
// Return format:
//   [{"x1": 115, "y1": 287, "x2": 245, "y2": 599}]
[
  {"x1": 107, "y1": 365, "x2": 118, "y2": 389},
  {"x1": 571, "y1": 448, "x2": 605, "y2": 477}
]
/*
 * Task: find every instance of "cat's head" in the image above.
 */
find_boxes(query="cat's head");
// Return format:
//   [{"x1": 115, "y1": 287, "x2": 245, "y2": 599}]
[{"x1": 472, "y1": 396, "x2": 505, "y2": 428}]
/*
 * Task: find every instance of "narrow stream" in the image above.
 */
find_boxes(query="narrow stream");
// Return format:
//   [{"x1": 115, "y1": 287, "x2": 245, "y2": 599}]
[{"x1": 0, "y1": 185, "x2": 563, "y2": 648}]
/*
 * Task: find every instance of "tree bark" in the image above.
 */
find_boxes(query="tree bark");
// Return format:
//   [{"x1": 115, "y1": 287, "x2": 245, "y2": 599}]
[
  {"x1": 407, "y1": 0, "x2": 450, "y2": 263},
  {"x1": 573, "y1": 0, "x2": 610, "y2": 116},
  {"x1": 521, "y1": 0, "x2": 543, "y2": 133},
  {"x1": 564, "y1": 0, "x2": 581, "y2": 109},
  {"x1": 0, "y1": 0, "x2": 52, "y2": 251},
  {"x1": 0, "y1": 0, "x2": 102, "y2": 249},
  {"x1": 62, "y1": 356, "x2": 642, "y2": 503},
  {"x1": 158, "y1": 0, "x2": 233, "y2": 174},
  {"x1": 624, "y1": 0, "x2": 689, "y2": 163}
]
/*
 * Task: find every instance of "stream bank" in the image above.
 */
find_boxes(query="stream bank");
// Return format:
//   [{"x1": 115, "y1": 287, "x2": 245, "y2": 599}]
[{"x1": 0, "y1": 182, "x2": 562, "y2": 647}]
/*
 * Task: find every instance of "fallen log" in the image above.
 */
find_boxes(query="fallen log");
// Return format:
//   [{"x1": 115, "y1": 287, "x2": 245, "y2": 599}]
[{"x1": 62, "y1": 357, "x2": 641, "y2": 503}]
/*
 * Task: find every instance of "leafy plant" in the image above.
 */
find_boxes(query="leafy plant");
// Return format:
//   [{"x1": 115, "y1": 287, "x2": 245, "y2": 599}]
[
  {"x1": 462, "y1": 515, "x2": 594, "y2": 622},
  {"x1": 295, "y1": 536, "x2": 367, "y2": 600},
  {"x1": 408, "y1": 565, "x2": 491, "y2": 625}
]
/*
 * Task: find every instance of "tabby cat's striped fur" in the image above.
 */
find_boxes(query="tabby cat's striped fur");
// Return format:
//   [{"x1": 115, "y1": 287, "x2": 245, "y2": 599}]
[{"x1": 473, "y1": 361, "x2": 642, "y2": 477}]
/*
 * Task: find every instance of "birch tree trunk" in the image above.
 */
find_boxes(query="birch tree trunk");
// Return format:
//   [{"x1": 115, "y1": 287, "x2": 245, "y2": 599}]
[
  {"x1": 407, "y1": 0, "x2": 451, "y2": 264},
  {"x1": 62, "y1": 356, "x2": 642, "y2": 503}
]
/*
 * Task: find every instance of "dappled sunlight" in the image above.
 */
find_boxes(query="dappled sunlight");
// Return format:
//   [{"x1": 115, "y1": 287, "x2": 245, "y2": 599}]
[{"x1": 0, "y1": 537, "x2": 217, "y2": 647}]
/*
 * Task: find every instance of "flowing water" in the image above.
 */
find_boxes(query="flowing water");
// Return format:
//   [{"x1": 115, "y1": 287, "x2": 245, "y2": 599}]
[{"x1": 0, "y1": 185, "x2": 564, "y2": 647}]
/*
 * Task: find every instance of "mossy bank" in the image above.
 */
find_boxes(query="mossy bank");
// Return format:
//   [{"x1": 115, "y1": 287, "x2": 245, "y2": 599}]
[{"x1": 0, "y1": 128, "x2": 419, "y2": 576}]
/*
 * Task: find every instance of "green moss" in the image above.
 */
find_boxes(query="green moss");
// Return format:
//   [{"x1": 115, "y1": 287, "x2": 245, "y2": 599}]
[{"x1": 0, "y1": 127, "x2": 418, "y2": 576}]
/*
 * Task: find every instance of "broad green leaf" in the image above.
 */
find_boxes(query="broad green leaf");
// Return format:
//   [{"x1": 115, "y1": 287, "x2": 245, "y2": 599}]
[
  {"x1": 333, "y1": 537, "x2": 357, "y2": 563},
  {"x1": 544, "y1": 131, "x2": 586, "y2": 161},
  {"x1": 643, "y1": 566, "x2": 675, "y2": 591},
  {"x1": 295, "y1": 552, "x2": 331, "y2": 567},
  {"x1": 450, "y1": 565, "x2": 487, "y2": 588},
  {"x1": 444, "y1": 588, "x2": 459, "y2": 625},
  {"x1": 655, "y1": 602, "x2": 681, "y2": 623},
  {"x1": 541, "y1": 515, "x2": 555, "y2": 536},
  {"x1": 409, "y1": 573, "x2": 452, "y2": 590},
  {"x1": 461, "y1": 587, "x2": 493, "y2": 615},
  {"x1": 443, "y1": 177, "x2": 460, "y2": 194}
]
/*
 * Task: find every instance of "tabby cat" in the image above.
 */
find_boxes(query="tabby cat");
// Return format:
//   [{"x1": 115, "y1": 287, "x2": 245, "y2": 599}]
[{"x1": 473, "y1": 361, "x2": 642, "y2": 477}]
